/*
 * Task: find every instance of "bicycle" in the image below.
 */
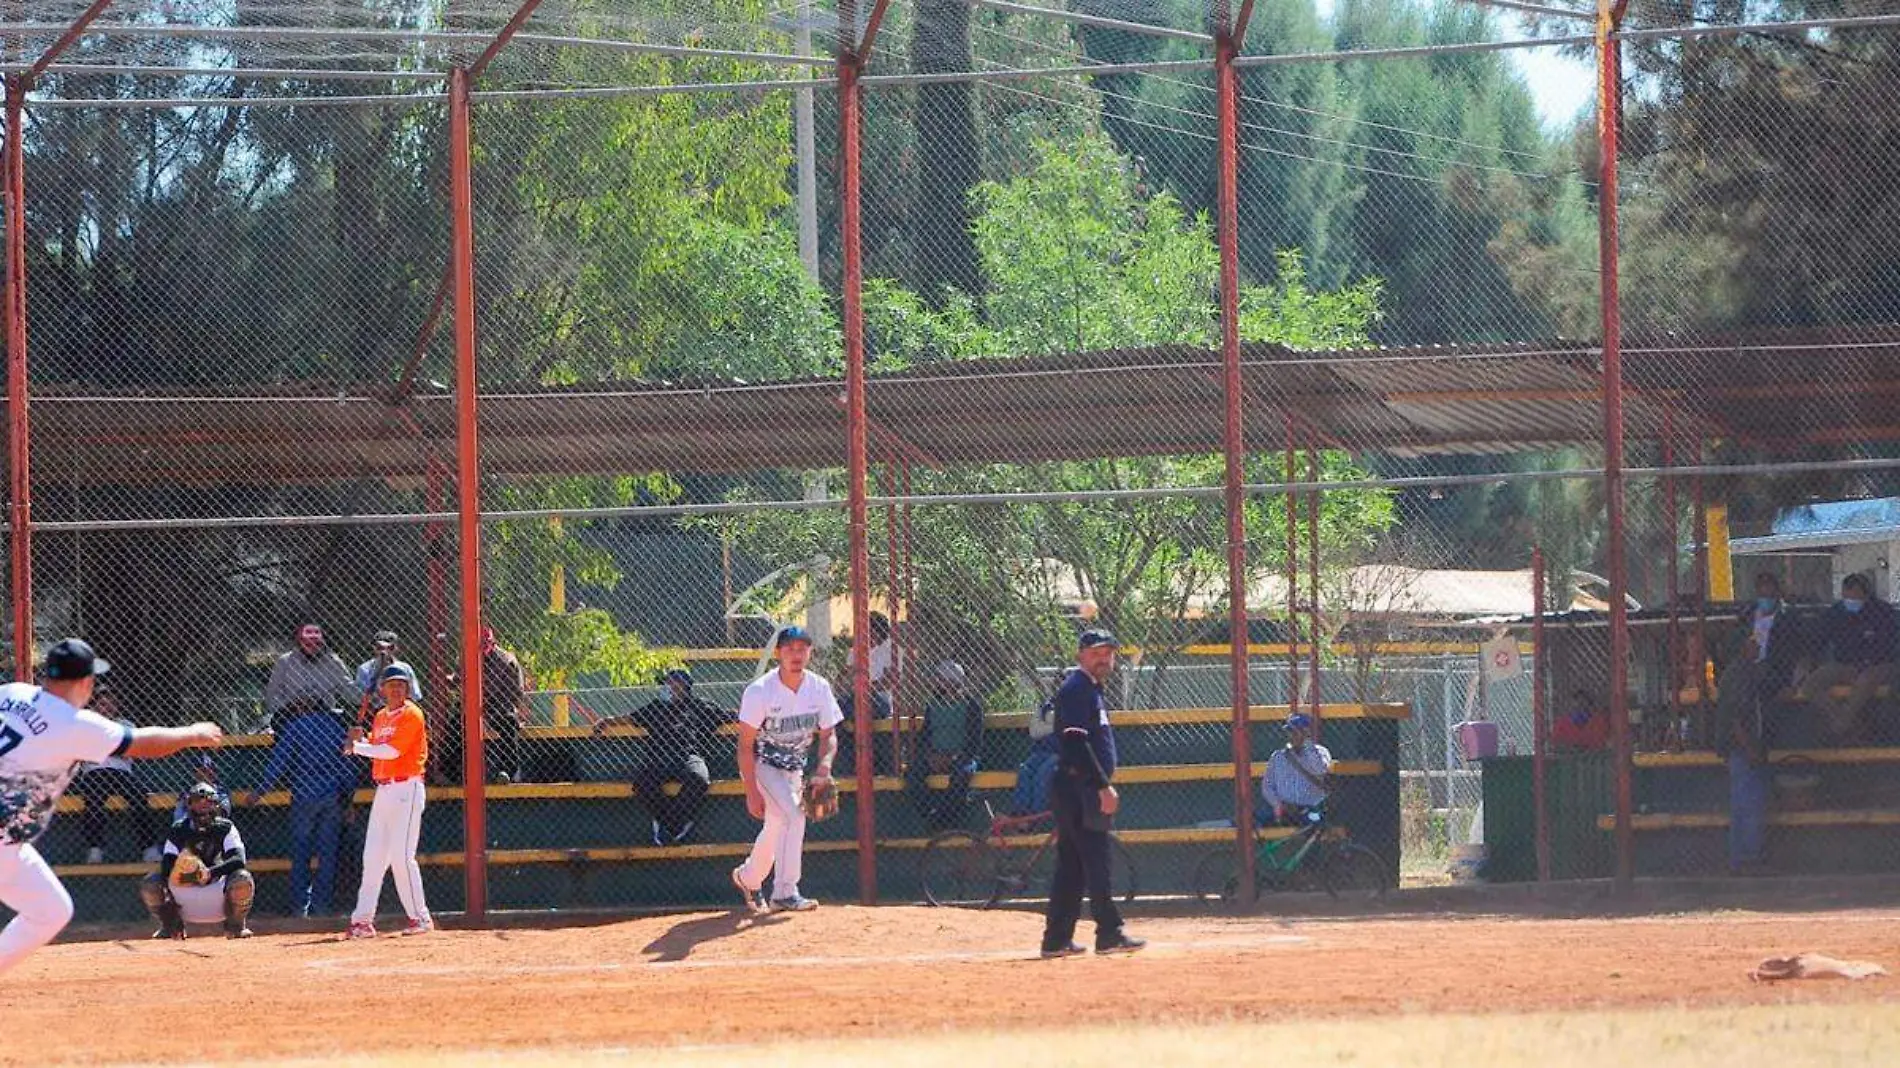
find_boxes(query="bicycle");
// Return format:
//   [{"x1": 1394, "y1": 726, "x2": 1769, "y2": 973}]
[
  {"x1": 920, "y1": 798, "x2": 1138, "y2": 908},
  {"x1": 1190, "y1": 805, "x2": 1390, "y2": 906}
]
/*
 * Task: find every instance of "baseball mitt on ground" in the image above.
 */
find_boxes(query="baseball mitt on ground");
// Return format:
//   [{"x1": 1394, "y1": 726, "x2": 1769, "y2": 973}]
[{"x1": 803, "y1": 778, "x2": 840, "y2": 822}]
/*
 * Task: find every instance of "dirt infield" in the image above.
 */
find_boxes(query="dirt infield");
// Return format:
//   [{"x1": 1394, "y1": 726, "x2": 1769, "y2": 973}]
[{"x1": 9, "y1": 905, "x2": 1900, "y2": 1066}]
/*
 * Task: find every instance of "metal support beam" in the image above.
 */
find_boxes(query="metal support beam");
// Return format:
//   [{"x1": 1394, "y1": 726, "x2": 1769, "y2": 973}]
[
  {"x1": 1596, "y1": 0, "x2": 1635, "y2": 895},
  {"x1": 839, "y1": 0, "x2": 879, "y2": 905},
  {"x1": 468, "y1": 0, "x2": 550, "y2": 81},
  {"x1": 1284, "y1": 415, "x2": 1300, "y2": 715},
  {"x1": 858, "y1": 0, "x2": 895, "y2": 60},
  {"x1": 4, "y1": 76, "x2": 29, "y2": 677},
  {"x1": 27, "y1": 0, "x2": 116, "y2": 84},
  {"x1": 448, "y1": 66, "x2": 489, "y2": 923},
  {"x1": 1213, "y1": 20, "x2": 1254, "y2": 905},
  {"x1": 971, "y1": 0, "x2": 1215, "y2": 45},
  {"x1": 1532, "y1": 546, "x2": 1550, "y2": 882}
]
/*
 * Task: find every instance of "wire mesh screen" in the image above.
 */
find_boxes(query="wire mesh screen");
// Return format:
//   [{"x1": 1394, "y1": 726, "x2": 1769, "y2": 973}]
[{"x1": 6, "y1": 4, "x2": 1900, "y2": 925}]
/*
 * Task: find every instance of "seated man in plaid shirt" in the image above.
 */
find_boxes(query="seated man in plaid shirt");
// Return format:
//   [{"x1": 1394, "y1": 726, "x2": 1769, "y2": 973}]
[{"x1": 1260, "y1": 713, "x2": 1331, "y2": 826}]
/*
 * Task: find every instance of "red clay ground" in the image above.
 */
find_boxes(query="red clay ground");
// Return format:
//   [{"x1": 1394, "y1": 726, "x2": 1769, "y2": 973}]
[{"x1": 7, "y1": 905, "x2": 1899, "y2": 1065}]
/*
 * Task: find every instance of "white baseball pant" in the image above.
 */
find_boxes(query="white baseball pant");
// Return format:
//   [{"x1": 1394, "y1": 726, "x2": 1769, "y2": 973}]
[
  {"x1": 737, "y1": 762, "x2": 806, "y2": 901},
  {"x1": 352, "y1": 779, "x2": 430, "y2": 925},
  {"x1": 0, "y1": 843, "x2": 75, "y2": 977}
]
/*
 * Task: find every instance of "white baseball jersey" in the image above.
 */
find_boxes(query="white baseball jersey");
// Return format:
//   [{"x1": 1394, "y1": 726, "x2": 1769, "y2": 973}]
[
  {"x1": 738, "y1": 670, "x2": 843, "y2": 772},
  {"x1": 0, "y1": 682, "x2": 133, "y2": 846}
]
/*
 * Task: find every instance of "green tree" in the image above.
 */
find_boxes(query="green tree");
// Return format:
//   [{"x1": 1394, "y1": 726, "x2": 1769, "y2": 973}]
[{"x1": 704, "y1": 133, "x2": 1394, "y2": 702}]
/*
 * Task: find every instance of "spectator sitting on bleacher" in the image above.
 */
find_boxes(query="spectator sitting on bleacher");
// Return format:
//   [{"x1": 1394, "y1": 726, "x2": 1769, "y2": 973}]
[
  {"x1": 1800, "y1": 574, "x2": 1898, "y2": 744},
  {"x1": 356, "y1": 630, "x2": 422, "y2": 720},
  {"x1": 904, "y1": 661, "x2": 985, "y2": 832},
  {"x1": 481, "y1": 628, "x2": 527, "y2": 785},
  {"x1": 1714, "y1": 572, "x2": 1806, "y2": 875},
  {"x1": 73, "y1": 686, "x2": 163, "y2": 864},
  {"x1": 593, "y1": 669, "x2": 729, "y2": 846},
  {"x1": 1552, "y1": 690, "x2": 1610, "y2": 753},
  {"x1": 1260, "y1": 713, "x2": 1331, "y2": 826},
  {"x1": 264, "y1": 624, "x2": 357, "y2": 737}
]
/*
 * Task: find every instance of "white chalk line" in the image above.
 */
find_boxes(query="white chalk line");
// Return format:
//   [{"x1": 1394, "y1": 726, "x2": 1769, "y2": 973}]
[{"x1": 300, "y1": 933, "x2": 1312, "y2": 977}]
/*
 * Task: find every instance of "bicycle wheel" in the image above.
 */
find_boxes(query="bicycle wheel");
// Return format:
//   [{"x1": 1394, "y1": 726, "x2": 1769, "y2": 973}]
[
  {"x1": 920, "y1": 830, "x2": 1002, "y2": 908},
  {"x1": 1319, "y1": 841, "x2": 1391, "y2": 902},
  {"x1": 1190, "y1": 847, "x2": 1241, "y2": 908},
  {"x1": 1107, "y1": 834, "x2": 1139, "y2": 904}
]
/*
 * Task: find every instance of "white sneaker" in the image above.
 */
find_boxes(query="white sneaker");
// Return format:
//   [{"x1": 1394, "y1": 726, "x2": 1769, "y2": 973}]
[{"x1": 85, "y1": 847, "x2": 105, "y2": 864}]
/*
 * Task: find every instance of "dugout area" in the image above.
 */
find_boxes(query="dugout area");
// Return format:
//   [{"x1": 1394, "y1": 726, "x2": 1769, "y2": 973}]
[{"x1": 43, "y1": 703, "x2": 1404, "y2": 921}]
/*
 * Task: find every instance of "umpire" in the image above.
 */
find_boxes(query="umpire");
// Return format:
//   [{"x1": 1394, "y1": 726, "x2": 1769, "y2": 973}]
[{"x1": 1040, "y1": 629, "x2": 1144, "y2": 959}]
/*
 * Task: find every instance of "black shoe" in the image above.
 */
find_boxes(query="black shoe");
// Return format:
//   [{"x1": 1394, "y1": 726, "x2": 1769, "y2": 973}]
[
  {"x1": 1096, "y1": 933, "x2": 1147, "y2": 956},
  {"x1": 1040, "y1": 942, "x2": 1087, "y2": 960}
]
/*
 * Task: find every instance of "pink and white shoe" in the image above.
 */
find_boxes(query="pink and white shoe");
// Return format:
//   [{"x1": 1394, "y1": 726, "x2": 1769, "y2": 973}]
[
  {"x1": 401, "y1": 917, "x2": 435, "y2": 936},
  {"x1": 345, "y1": 921, "x2": 377, "y2": 940}
]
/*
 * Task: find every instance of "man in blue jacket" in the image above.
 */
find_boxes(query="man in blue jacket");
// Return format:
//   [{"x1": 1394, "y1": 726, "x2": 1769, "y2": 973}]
[
  {"x1": 238, "y1": 706, "x2": 359, "y2": 917},
  {"x1": 1039, "y1": 629, "x2": 1144, "y2": 959}
]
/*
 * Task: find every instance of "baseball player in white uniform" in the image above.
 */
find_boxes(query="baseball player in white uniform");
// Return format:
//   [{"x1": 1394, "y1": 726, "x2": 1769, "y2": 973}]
[
  {"x1": 731, "y1": 626, "x2": 841, "y2": 914},
  {"x1": 0, "y1": 639, "x2": 223, "y2": 976}
]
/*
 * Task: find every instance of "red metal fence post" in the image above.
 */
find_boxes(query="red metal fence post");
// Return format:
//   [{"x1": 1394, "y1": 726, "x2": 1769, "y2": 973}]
[
  {"x1": 1596, "y1": 0, "x2": 1635, "y2": 894},
  {"x1": 3, "y1": 77, "x2": 31, "y2": 678},
  {"x1": 839, "y1": 0, "x2": 880, "y2": 905},
  {"x1": 1532, "y1": 546, "x2": 1551, "y2": 882},
  {"x1": 1306, "y1": 441, "x2": 1322, "y2": 734},
  {"x1": 1214, "y1": 17, "x2": 1256, "y2": 905},
  {"x1": 1284, "y1": 415, "x2": 1300, "y2": 715},
  {"x1": 448, "y1": 67, "x2": 489, "y2": 922}
]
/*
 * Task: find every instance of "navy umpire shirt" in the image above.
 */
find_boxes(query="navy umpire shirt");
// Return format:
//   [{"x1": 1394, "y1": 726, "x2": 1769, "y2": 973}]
[{"x1": 1054, "y1": 668, "x2": 1117, "y2": 789}]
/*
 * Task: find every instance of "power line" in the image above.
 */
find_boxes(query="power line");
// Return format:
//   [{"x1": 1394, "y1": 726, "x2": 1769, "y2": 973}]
[
  {"x1": 970, "y1": 17, "x2": 1563, "y2": 167},
  {"x1": 962, "y1": 24, "x2": 1573, "y2": 187}
]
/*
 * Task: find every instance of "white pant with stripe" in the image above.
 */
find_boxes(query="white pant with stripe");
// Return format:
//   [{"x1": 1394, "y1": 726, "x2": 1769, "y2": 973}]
[
  {"x1": 0, "y1": 843, "x2": 74, "y2": 976},
  {"x1": 737, "y1": 762, "x2": 807, "y2": 901},
  {"x1": 352, "y1": 779, "x2": 430, "y2": 925}
]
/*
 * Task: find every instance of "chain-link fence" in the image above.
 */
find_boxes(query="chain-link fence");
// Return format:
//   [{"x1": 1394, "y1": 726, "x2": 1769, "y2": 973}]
[{"x1": 5, "y1": 2, "x2": 1900, "y2": 924}]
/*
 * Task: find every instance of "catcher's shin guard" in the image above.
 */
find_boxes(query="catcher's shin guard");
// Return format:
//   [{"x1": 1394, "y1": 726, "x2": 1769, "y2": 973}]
[
  {"x1": 223, "y1": 870, "x2": 256, "y2": 934},
  {"x1": 140, "y1": 873, "x2": 184, "y2": 935}
]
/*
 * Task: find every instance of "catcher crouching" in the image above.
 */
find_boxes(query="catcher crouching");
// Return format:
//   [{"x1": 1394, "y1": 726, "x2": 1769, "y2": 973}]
[{"x1": 138, "y1": 782, "x2": 255, "y2": 939}]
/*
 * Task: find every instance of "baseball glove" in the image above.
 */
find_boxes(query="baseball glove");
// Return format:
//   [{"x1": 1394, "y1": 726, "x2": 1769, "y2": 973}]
[
  {"x1": 169, "y1": 851, "x2": 208, "y2": 888},
  {"x1": 803, "y1": 777, "x2": 840, "y2": 822}
]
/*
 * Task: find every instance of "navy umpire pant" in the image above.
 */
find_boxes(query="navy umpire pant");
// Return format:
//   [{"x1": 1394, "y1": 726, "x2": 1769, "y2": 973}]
[{"x1": 1041, "y1": 778, "x2": 1122, "y2": 950}]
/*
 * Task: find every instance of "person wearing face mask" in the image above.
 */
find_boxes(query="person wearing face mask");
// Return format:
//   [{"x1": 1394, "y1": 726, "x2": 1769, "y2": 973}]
[
  {"x1": 1712, "y1": 573, "x2": 1809, "y2": 875},
  {"x1": 1802, "y1": 574, "x2": 1898, "y2": 744}
]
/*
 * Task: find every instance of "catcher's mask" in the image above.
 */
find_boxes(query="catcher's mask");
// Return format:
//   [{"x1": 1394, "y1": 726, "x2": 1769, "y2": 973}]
[{"x1": 186, "y1": 783, "x2": 222, "y2": 828}]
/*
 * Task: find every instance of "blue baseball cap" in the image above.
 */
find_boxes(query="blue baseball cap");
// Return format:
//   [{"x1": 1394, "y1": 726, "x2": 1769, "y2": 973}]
[
  {"x1": 1284, "y1": 713, "x2": 1314, "y2": 731},
  {"x1": 776, "y1": 625, "x2": 813, "y2": 648},
  {"x1": 379, "y1": 663, "x2": 418, "y2": 687},
  {"x1": 1077, "y1": 629, "x2": 1119, "y2": 651},
  {"x1": 662, "y1": 668, "x2": 693, "y2": 687}
]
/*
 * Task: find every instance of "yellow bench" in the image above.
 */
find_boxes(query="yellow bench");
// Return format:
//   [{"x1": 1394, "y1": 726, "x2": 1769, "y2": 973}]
[
  {"x1": 52, "y1": 824, "x2": 1302, "y2": 879},
  {"x1": 1596, "y1": 809, "x2": 1900, "y2": 831},
  {"x1": 53, "y1": 760, "x2": 1384, "y2": 813},
  {"x1": 1634, "y1": 747, "x2": 1900, "y2": 768}
]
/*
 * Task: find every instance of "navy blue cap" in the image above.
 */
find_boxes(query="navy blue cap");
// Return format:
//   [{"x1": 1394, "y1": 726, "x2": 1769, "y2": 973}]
[
  {"x1": 1284, "y1": 713, "x2": 1314, "y2": 731},
  {"x1": 1077, "y1": 629, "x2": 1119, "y2": 651},
  {"x1": 662, "y1": 668, "x2": 693, "y2": 687},
  {"x1": 42, "y1": 638, "x2": 110, "y2": 680},
  {"x1": 776, "y1": 626, "x2": 813, "y2": 648},
  {"x1": 379, "y1": 663, "x2": 418, "y2": 686}
]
